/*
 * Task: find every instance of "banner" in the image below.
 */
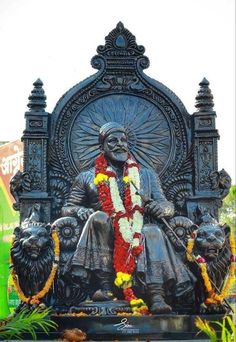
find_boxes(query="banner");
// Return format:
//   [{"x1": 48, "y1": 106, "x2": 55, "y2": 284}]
[{"x1": 0, "y1": 140, "x2": 23, "y2": 318}]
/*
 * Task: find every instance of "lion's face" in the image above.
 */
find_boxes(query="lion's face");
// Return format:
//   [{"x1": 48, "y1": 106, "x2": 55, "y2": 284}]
[
  {"x1": 19, "y1": 223, "x2": 51, "y2": 260},
  {"x1": 195, "y1": 224, "x2": 226, "y2": 260},
  {"x1": 11, "y1": 220, "x2": 54, "y2": 296}
]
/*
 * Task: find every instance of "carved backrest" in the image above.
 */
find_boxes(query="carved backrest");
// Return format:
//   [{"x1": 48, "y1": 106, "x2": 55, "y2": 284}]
[{"x1": 20, "y1": 23, "x2": 227, "y2": 225}]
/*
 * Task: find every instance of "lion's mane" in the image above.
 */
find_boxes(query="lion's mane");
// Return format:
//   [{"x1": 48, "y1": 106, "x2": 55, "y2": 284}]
[
  {"x1": 192, "y1": 223, "x2": 231, "y2": 308},
  {"x1": 203, "y1": 242, "x2": 231, "y2": 288},
  {"x1": 11, "y1": 223, "x2": 54, "y2": 297}
]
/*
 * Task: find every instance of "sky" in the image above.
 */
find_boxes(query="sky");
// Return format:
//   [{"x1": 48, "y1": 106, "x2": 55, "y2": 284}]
[{"x1": 0, "y1": 0, "x2": 235, "y2": 182}]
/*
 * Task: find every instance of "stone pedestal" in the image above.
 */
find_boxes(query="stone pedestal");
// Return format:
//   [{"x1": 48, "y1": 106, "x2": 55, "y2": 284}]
[{"x1": 48, "y1": 314, "x2": 225, "y2": 341}]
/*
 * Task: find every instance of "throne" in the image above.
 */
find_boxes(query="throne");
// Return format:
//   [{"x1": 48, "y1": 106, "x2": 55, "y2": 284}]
[{"x1": 10, "y1": 23, "x2": 232, "y2": 339}]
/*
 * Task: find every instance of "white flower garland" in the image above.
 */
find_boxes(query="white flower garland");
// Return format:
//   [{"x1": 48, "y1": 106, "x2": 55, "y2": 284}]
[{"x1": 108, "y1": 162, "x2": 143, "y2": 246}]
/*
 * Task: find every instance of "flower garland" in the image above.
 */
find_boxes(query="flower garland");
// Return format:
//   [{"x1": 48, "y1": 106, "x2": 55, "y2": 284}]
[
  {"x1": 94, "y1": 153, "x2": 149, "y2": 315},
  {"x1": 186, "y1": 231, "x2": 236, "y2": 305},
  {"x1": 11, "y1": 228, "x2": 60, "y2": 305}
]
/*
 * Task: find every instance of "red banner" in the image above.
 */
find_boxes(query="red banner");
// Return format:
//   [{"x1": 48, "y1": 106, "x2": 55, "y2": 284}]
[{"x1": 0, "y1": 140, "x2": 23, "y2": 203}]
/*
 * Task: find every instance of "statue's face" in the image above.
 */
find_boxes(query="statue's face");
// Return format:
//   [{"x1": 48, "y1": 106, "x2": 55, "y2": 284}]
[{"x1": 102, "y1": 131, "x2": 128, "y2": 164}]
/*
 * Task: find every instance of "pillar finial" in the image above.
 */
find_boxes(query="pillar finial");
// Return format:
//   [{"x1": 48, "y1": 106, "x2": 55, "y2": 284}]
[
  {"x1": 27, "y1": 78, "x2": 46, "y2": 112},
  {"x1": 195, "y1": 77, "x2": 214, "y2": 112}
]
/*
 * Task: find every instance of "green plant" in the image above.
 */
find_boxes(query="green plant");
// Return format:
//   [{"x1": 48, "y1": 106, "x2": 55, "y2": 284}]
[
  {"x1": 219, "y1": 185, "x2": 236, "y2": 299},
  {"x1": 0, "y1": 306, "x2": 58, "y2": 340},
  {"x1": 195, "y1": 316, "x2": 235, "y2": 342},
  {"x1": 219, "y1": 185, "x2": 236, "y2": 233}
]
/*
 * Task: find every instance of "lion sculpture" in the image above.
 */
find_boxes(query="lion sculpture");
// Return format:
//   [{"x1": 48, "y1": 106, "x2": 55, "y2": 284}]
[
  {"x1": 190, "y1": 215, "x2": 231, "y2": 313},
  {"x1": 11, "y1": 218, "x2": 54, "y2": 299}
]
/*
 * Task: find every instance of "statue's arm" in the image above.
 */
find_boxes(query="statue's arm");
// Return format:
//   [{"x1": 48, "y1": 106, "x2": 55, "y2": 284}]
[
  {"x1": 61, "y1": 173, "x2": 94, "y2": 220},
  {"x1": 147, "y1": 169, "x2": 175, "y2": 219}
]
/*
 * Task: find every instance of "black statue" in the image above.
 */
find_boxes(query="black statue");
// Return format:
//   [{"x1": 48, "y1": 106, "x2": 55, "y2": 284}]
[
  {"x1": 62, "y1": 122, "x2": 196, "y2": 314},
  {"x1": 9, "y1": 21, "x2": 234, "y2": 340}
]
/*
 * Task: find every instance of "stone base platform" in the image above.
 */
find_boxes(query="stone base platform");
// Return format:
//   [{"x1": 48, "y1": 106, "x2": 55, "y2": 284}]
[{"x1": 46, "y1": 313, "x2": 223, "y2": 341}]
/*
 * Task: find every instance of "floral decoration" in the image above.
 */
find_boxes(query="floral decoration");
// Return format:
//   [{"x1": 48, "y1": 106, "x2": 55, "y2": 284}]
[
  {"x1": 186, "y1": 231, "x2": 235, "y2": 305},
  {"x1": 94, "y1": 153, "x2": 149, "y2": 315},
  {"x1": 11, "y1": 228, "x2": 60, "y2": 305}
]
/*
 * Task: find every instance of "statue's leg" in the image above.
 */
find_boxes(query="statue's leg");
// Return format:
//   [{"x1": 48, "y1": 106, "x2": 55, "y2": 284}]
[
  {"x1": 146, "y1": 284, "x2": 172, "y2": 314},
  {"x1": 139, "y1": 224, "x2": 195, "y2": 313},
  {"x1": 71, "y1": 211, "x2": 115, "y2": 301},
  {"x1": 140, "y1": 224, "x2": 172, "y2": 313}
]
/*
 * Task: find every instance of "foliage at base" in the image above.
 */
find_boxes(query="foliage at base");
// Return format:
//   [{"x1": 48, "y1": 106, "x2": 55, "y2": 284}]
[
  {"x1": 0, "y1": 306, "x2": 57, "y2": 340},
  {"x1": 195, "y1": 316, "x2": 235, "y2": 342}
]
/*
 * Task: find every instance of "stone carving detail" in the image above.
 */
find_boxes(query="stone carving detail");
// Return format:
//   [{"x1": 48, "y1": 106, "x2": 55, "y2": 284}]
[
  {"x1": 96, "y1": 75, "x2": 145, "y2": 91},
  {"x1": 49, "y1": 172, "x2": 72, "y2": 220},
  {"x1": 53, "y1": 217, "x2": 81, "y2": 251},
  {"x1": 27, "y1": 78, "x2": 47, "y2": 112},
  {"x1": 26, "y1": 141, "x2": 43, "y2": 190},
  {"x1": 20, "y1": 200, "x2": 51, "y2": 223},
  {"x1": 163, "y1": 216, "x2": 196, "y2": 252},
  {"x1": 48, "y1": 144, "x2": 73, "y2": 220},
  {"x1": 69, "y1": 302, "x2": 131, "y2": 316},
  {"x1": 29, "y1": 120, "x2": 43, "y2": 128},
  {"x1": 11, "y1": 210, "x2": 54, "y2": 298},
  {"x1": 10, "y1": 170, "x2": 32, "y2": 210},
  {"x1": 163, "y1": 147, "x2": 193, "y2": 214},
  {"x1": 189, "y1": 213, "x2": 231, "y2": 313},
  {"x1": 210, "y1": 169, "x2": 231, "y2": 199},
  {"x1": 70, "y1": 95, "x2": 171, "y2": 173},
  {"x1": 195, "y1": 78, "x2": 214, "y2": 112},
  {"x1": 55, "y1": 93, "x2": 188, "y2": 189},
  {"x1": 199, "y1": 141, "x2": 213, "y2": 190},
  {"x1": 199, "y1": 118, "x2": 212, "y2": 127},
  {"x1": 53, "y1": 277, "x2": 87, "y2": 308},
  {"x1": 97, "y1": 21, "x2": 145, "y2": 58}
]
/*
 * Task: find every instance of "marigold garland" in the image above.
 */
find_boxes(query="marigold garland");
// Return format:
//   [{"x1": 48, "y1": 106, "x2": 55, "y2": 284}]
[
  {"x1": 94, "y1": 153, "x2": 149, "y2": 315},
  {"x1": 11, "y1": 228, "x2": 60, "y2": 305},
  {"x1": 186, "y1": 231, "x2": 236, "y2": 305}
]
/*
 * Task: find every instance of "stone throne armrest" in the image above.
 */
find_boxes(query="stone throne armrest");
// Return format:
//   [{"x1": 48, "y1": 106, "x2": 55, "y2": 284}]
[{"x1": 52, "y1": 217, "x2": 82, "y2": 253}]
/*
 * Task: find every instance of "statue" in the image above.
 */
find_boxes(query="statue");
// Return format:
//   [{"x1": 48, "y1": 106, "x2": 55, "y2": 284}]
[
  {"x1": 8, "y1": 21, "x2": 235, "y2": 340},
  {"x1": 62, "y1": 122, "x2": 196, "y2": 314}
]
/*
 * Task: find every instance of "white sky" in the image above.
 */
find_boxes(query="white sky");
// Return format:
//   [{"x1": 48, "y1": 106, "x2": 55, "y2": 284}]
[{"x1": 0, "y1": 0, "x2": 235, "y2": 182}]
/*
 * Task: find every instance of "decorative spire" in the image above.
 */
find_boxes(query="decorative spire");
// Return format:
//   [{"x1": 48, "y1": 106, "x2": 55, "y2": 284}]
[
  {"x1": 195, "y1": 78, "x2": 214, "y2": 112},
  {"x1": 27, "y1": 78, "x2": 46, "y2": 112},
  {"x1": 96, "y1": 21, "x2": 145, "y2": 57},
  {"x1": 92, "y1": 22, "x2": 149, "y2": 71}
]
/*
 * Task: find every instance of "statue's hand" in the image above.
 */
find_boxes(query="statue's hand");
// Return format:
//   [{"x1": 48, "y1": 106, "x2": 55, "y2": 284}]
[
  {"x1": 77, "y1": 207, "x2": 94, "y2": 221},
  {"x1": 145, "y1": 201, "x2": 174, "y2": 219}
]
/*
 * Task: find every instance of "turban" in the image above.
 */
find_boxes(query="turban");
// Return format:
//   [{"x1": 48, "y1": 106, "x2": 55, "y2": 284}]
[{"x1": 99, "y1": 122, "x2": 127, "y2": 145}]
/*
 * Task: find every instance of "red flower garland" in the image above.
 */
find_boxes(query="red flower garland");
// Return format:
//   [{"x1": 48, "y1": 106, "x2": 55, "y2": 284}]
[{"x1": 95, "y1": 153, "x2": 148, "y2": 314}]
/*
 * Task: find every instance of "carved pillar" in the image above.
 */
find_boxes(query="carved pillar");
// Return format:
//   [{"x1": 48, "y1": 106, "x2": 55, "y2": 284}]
[
  {"x1": 21, "y1": 79, "x2": 51, "y2": 222},
  {"x1": 187, "y1": 78, "x2": 220, "y2": 221}
]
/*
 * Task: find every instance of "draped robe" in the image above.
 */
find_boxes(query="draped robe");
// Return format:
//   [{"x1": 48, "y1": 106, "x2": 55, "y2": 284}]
[{"x1": 62, "y1": 166, "x2": 196, "y2": 298}]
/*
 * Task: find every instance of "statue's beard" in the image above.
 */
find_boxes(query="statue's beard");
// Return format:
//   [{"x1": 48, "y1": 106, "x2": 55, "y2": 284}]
[{"x1": 105, "y1": 150, "x2": 128, "y2": 164}]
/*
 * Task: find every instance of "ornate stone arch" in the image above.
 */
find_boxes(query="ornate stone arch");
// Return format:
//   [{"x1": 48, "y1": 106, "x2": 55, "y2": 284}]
[
  {"x1": 47, "y1": 22, "x2": 193, "y2": 219},
  {"x1": 19, "y1": 22, "x2": 226, "y2": 224}
]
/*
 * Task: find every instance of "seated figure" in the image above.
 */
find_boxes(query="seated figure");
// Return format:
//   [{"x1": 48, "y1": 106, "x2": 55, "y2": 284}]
[{"x1": 62, "y1": 122, "x2": 196, "y2": 314}]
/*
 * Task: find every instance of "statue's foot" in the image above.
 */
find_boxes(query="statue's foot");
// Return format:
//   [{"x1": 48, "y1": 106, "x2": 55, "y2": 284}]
[
  {"x1": 150, "y1": 295, "x2": 172, "y2": 314},
  {"x1": 200, "y1": 302, "x2": 228, "y2": 314},
  {"x1": 92, "y1": 289, "x2": 116, "y2": 301}
]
